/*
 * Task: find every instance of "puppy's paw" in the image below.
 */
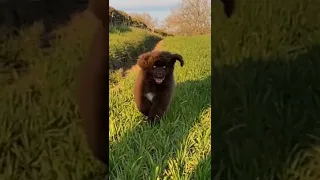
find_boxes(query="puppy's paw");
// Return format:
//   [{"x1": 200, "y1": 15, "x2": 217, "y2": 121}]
[{"x1": 147, "y1": 115, "x2": 162, "y2": 125}]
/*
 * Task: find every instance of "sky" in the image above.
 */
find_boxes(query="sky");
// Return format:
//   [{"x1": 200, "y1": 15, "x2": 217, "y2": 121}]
[{"x1": 109, "y1": 0, "x2": 181, "y2": 26}]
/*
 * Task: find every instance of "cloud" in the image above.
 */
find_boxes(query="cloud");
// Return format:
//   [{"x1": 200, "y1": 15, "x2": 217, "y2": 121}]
[{"x1": 110, "y1": 0, "x2": 181, "y2": 11}]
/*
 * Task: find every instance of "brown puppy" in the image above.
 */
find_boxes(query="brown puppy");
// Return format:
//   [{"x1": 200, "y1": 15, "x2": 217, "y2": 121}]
[{"x1": 134, "y1": 51, "x2": 184, "y2": 123}]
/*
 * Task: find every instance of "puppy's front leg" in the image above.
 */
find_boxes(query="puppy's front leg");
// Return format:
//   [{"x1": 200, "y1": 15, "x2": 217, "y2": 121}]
[
  {"x1": 137, "y1": 96, "x2": 152, "y2": 117},
  {"x1": 147, "y1": 96, "x2": 170, "y2": 123},
  {"x1": 147, "y1": 104, "x2": 166, "y2": 123}
]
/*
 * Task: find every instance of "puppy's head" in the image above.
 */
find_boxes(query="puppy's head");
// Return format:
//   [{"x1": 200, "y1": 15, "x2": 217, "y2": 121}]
[{"x1": 137, "y1": 51, "x2": 184, "y2": 84}]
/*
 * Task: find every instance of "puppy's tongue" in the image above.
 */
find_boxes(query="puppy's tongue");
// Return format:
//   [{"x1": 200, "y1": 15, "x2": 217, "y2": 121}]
[{"x1": 154, "y1": 77, "x2": 165, "y2": 84}]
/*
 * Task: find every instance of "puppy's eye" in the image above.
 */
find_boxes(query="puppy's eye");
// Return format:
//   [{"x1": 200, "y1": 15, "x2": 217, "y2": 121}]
[{"x1": 163, "y1": 66, "x2": 166, "y2": 68}]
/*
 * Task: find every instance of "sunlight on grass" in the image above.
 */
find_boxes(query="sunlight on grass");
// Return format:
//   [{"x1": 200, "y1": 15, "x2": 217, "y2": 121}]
[{"x1": 163, "y1": 108, "x2": 211, "y2": 179}]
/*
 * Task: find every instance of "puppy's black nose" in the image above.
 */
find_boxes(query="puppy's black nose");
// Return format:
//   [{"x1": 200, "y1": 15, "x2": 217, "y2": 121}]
[{"x1": 157, "y1": 72, "x2": 163, "y2": 76}]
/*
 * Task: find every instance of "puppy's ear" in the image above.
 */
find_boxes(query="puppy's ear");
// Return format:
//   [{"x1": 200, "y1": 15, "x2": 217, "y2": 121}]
[
  {"x1": 171, "y1": 53, "x2": 184, "y2": 67},
  {"x1": 137, "y1": 52, "x2": 151, "y2": 70}
]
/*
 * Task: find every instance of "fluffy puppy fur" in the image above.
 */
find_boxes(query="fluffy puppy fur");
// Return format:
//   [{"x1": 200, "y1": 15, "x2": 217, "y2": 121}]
[
  {"x1": 76, "y1": 0, "x2": 235, "y2": 167},
  {"x1": 134, "y1": 51, "x2": 184, "y2": 123}
]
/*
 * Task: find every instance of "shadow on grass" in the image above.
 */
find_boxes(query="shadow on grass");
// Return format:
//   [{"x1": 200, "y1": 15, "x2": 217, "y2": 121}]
[
  {"x1": 109, "y1": 35, "x2": 162, "y2": 73},
  {"x1": 109, "y1": 76, "x2": 211, "y2": 179},
  {"x1": 212, "y1": 45, "x2": 320, "y2": 179}
]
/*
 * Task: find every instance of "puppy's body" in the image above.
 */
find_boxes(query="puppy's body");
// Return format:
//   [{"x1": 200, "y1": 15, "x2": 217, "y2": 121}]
[
  {"x1": 134, "y1": 69, "x2": 175, "y2": 117},
  {"x1": 133, "y1": 51, "x2": 183, "y2": 123}
]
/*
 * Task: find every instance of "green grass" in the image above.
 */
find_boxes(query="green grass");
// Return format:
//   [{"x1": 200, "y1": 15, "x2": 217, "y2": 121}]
[
  {"x1": 109, "y1": 26, "x2": 162, "y2": 85},
  {"x1": 212, "y1": 0, "x2": 320, "y2": 179},
  {"x1": 109, "y1": 26, "x2": 162, "y2": 64},
  {"x1": 109, "y1": 35, "x2": 211, "y2": 179}
]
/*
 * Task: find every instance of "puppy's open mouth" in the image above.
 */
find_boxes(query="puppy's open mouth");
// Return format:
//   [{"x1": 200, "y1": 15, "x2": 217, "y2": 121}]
[{"x1": 154, "y1": 77, "x2": 165, "y2": 84}]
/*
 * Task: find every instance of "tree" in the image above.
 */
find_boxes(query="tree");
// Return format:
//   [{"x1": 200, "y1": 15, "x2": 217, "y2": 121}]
[
  {"x1": 162, "y1": 0, "x2": 211, "y2": 35},
  {"x1": 130, "y1": 12, "x2": 158, "y2": 31}
]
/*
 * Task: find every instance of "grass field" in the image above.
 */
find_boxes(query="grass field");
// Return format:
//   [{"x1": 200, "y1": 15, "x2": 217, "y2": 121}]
[
  {"x1": 212, "y1": 0, "x2": 320, "y2": 179},
  {"x1": 109, "y1": 35, "x2": 211, "y2": 179}
]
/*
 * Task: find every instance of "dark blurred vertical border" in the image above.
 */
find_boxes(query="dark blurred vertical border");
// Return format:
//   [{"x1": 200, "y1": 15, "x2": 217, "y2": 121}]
[
  {"x1": 79, "y1": 0, "x2": 110, "y2": 178},
  {"x1": 212, "y1": 0, "x2": 320, "y2": 179}
]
